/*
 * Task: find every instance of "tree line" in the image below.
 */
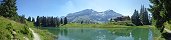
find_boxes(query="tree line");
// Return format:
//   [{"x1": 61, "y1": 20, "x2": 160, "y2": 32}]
[
  {"x1": 0, "y1": 0, "x2": 27, "y2": 24},
  {"x1": 131, "y1": 5, "x2": 152, "y2": 26},
  {"x1": 27, "y1": 16, "x2": 68, "y2": 27}
]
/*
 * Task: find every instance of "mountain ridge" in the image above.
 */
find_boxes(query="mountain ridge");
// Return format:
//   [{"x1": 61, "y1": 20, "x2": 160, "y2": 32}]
[{"x1": 66, "y1": 9, "x2": 123, "y2": 23}]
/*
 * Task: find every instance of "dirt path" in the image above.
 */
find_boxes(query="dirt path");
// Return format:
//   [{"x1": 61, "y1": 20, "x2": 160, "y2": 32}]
[
  {"x1": 163, "y1": 28, "x2": 171, "y2": 40},
  {"x1": 29, "y1": 28, "x2": 41, "y2": 40},
  {"x1": 164, "y1": 28, "x2": 171, "y2": 33}
]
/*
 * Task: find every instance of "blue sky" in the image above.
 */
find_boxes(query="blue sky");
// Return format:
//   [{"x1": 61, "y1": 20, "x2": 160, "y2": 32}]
[{"x1": 16, "y1": 0, "x2": 151, "y2": 18}]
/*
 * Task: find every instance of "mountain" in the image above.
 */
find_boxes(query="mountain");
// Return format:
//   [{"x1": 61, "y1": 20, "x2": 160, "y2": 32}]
[{"x1": 66, "y1": 9, "x2": 123, "y2": 23}]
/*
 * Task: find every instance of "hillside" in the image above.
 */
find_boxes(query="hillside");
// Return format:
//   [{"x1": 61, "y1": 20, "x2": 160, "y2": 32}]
[
  {"x1": 0, "y1": 16, "x2": 55, "y2": 40},
  {"x1": 0, "y1": 16, "x2": 33, "y2": 40}
]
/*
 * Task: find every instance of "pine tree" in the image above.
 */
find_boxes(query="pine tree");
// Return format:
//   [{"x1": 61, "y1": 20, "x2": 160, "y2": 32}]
[
  {"x1": 0, "y1": 0, "x2": 18, "y2": 17},
  {"x1": 32, "y1": 17, "x2": 35, "y2": 22},
  {"x1": 140, "y1": 5, "x2": 150, "y2": 25},
  {"x1": 27, "y1": 16, "x2": 31, "y2": 22},
  {"x1": 60, "y1": 18, "x2": 63, "y2": 24},
  {"x1": 35, "y1": 16, "x2": 40, "y2": 26},
  {"x1": 56, "y1": 17, "x2": 60, "y2": 27},
  {"x1": 20, "y1": 15, "x2": 26, "y2": 24},
  {"x1": 54, "y1": 17, "x2": 57, "y2": 27},
  {"x1": 64, "y1": 17, "x2": 68, "y2": 25},
  {"x1": 41, "y1": 16, "x2": 47, "y2": 27},
  {"x1": 149, "y1": 0, "x2": 171, "y2": 32},
  {"x1": 50, "y1": 17, "x2": 56, "y2": 27},
  {"x1": 81, "y1": 21, "x2": 83, "y2": 24},
  {"x1": 131, "y1": 10, "x2": 143, "y2": 26}
]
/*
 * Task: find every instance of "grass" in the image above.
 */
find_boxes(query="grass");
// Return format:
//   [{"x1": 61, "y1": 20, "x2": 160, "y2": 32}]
[
  {"x1": 62, "y1": 23, "x2": 149, "y2": 28},
  {"x1": 0, "y1": 16, "x2": 56, "y2": 40},
  {"x1": 164, "y1": 22, "x2": 171, "y2": 30},
  {"x1": 0, "y1": 16, "x2": 33, "y2": 40},
  {"x1": 33, "y1": 28, "x2": 57, "y2": 40},
  {"x1": 149, "y1": 26, "x2": 165, "y2": 40}
]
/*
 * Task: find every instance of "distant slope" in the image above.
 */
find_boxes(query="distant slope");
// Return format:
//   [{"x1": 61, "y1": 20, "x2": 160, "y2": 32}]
[{"x1": 66, "y1": 9, "x2": 123, "y2": 23}]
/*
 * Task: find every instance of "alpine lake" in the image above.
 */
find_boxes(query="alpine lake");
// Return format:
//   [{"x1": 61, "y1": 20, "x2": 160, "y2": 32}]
[{"x1": 41, "y1": 27, "x2": 154, "y2": 40}]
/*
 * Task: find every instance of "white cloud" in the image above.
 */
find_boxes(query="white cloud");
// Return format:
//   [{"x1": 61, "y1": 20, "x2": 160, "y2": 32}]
[{"x1": 60, "y1": 1, "x2": 77, "y2": 16}]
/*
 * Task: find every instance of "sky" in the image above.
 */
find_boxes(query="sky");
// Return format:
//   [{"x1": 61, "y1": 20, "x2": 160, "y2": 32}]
[{"x1": 16, "y1": 0, "x2": 151, "y2": 18}]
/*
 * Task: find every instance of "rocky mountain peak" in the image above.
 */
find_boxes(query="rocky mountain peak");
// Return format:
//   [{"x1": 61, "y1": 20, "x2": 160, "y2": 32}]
[{"x1": 66, "y1": 9, "x2": 123, "y2": 23}]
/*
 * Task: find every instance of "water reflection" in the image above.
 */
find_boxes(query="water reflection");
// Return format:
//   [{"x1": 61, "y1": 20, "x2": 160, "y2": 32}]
[
  {"x1": 43, "y1": 28, "x2": 153, "y2": 40},
  {"x1": 115, "y1": 32, "x2": 134, "y2": 40},
  {"x1": 148, "y1": 28, "x2": 153, "y2": 40}
]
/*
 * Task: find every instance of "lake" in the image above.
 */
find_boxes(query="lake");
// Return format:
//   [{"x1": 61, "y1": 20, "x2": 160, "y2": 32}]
[{"x1": 41, "y1": 27, "x2": 153, "y2": 40}]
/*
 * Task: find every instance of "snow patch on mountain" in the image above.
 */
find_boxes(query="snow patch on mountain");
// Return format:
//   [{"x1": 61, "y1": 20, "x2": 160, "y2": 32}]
[{"x1": 66, "y1": 9, "x2": 123, "y2": 23}]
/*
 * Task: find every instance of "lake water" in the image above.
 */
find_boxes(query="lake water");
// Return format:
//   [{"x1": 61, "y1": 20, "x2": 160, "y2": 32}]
[{"x1": 41, "y1": 27, "x2": 153, "y2": 40}]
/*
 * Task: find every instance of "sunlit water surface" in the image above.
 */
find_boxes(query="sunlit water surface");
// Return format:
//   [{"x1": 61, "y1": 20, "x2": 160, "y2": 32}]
[{"x1": 41, "y1": 27, "x2": 153, "y2": 40}]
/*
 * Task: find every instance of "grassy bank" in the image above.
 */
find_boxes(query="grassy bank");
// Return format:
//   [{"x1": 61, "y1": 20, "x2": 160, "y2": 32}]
[
  {"x1": 149, "y1": 26, "x2": 165, "y2": 40},
  {"x1": 62, "y1": 23, "x2": 149, "y2": 28},
  {"x1": 33, "y1": 28, "x2": 56, "y2": 40},
  {"x1": 0, "y1": 16, "x2": 55, "y2": 40}
]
